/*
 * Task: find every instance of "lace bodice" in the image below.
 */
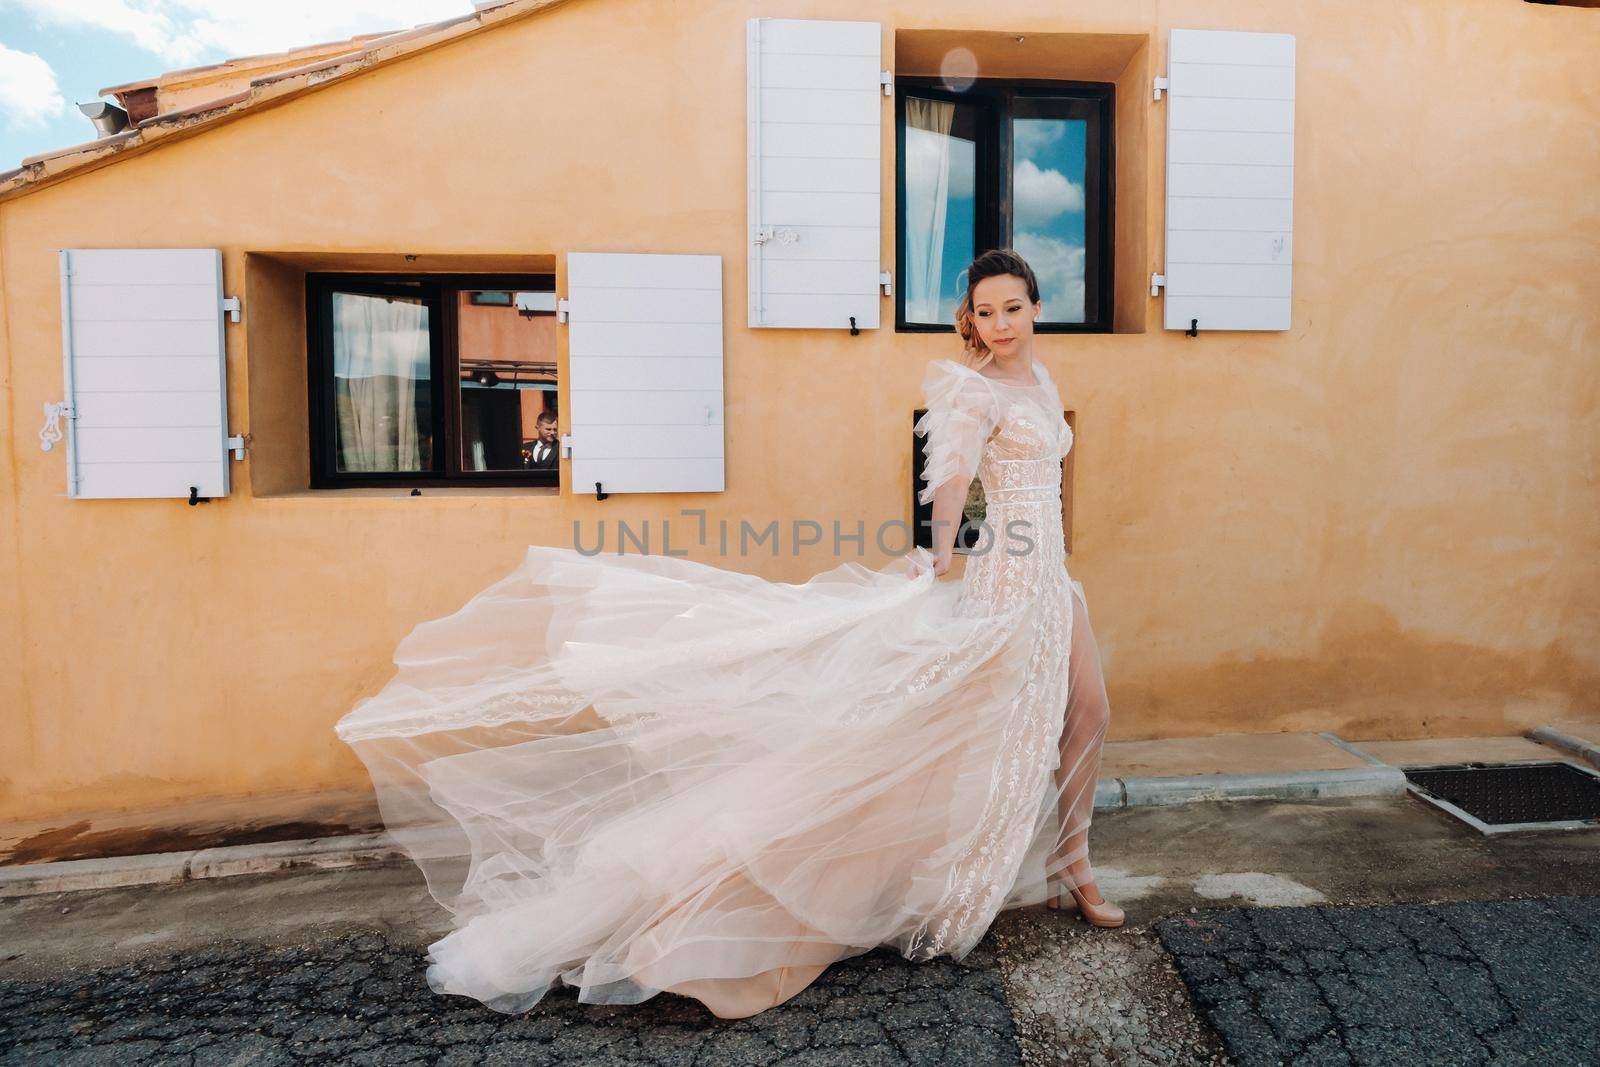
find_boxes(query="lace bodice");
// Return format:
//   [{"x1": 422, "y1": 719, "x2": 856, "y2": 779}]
[{"x1": 914, "y1": 358, "x2": 1074, "y2": 615}]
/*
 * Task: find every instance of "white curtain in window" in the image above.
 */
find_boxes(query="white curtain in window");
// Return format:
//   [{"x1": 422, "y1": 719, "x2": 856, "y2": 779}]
[
  {"x1": 905, "y1": 97, "x2": 956, "y2": 324},
  {"x1": 333, "y1": 293, "x2": 430, "y2": 472}
]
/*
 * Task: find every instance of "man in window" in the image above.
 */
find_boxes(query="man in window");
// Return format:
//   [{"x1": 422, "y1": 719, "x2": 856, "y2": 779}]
[{"x1": 523, "y1": 412, "x2": 560, "y2": 470}]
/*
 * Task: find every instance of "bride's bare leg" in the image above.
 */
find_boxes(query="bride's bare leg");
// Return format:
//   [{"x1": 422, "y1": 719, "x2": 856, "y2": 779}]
[{"x1": 1049, "y1": 585, "x2": 1111, "y2": 901}]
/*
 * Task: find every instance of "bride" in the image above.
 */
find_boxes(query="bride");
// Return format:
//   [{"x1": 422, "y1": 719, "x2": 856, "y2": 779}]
[{"x1": 334, "y1": 248, "x2": 1122, "y2": 1020}]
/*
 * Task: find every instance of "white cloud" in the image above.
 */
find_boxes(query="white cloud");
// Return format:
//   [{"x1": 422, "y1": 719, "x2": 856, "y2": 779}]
[
  {"x1": 904, "y1": 123, "x2": 975, "y2": 204},
  {"x1": 0, "y1": 42, "x2": 66, "y2": 129},
  {"x1": 6, "y1": 1, "x2": 181, "y2": 59},
  {"x1": 1013, "y1": 158, "x2": 1083, "y2": 224},
  {"x1": 1013, "y1": 231, "x2": 1085, "y2": 322},
  {"x1": 3, "y1": 1, "x2": 473, "y2": 67},
  {"x1": 1012, "y1": 118, "x2": 1063, "y2": 157}
]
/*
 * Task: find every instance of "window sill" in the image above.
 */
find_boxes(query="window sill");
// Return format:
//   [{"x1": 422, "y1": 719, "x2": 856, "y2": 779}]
[
  {"x1": 895, "y1": 323, "x2": 1114, "y2": 334},
  {"x1": 255, "y1": 486, "x2": 562, "y2": 501}
]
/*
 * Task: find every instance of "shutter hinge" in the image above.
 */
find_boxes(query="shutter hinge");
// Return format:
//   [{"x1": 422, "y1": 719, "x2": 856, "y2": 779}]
[
  {"x1": 559, "y1": 433, "x2": 573, "y2": 458},
  {"x1": 754, "y1": 225, "x2": 798, "y2": 246},
  {"x1": 1152, "y1": 75, "x2": 1170, "y2": 102},
  {"x1": 226, "y1": 433, "x2": 248, "y2": 460},
  {"x1": 38, "y1": 400, "x2": 72, "y2": 452},
  {"x1": 556, "y1": 297, "x2": 570, "y2": 324},
  {"x1": 879, "y1": 270, "x2": 893, "y2": 297},
  {"x1": 1150, "y1": 272, "x2": 1166, "y2": 296},
  {"x1": 880, "y1": 70, "x2": 893, "y2": 96},
  {"x1": 221, "y1": 296, "x2": 241, "y2": 323}
]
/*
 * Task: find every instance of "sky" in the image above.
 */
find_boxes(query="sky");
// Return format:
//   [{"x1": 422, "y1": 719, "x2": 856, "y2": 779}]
[
  {"x1": 1011, "y1": 117, "x2": 1088, "y2": 323},
  {"x1": 0, "y1": 0, "x2": 475, "y2": 171}
]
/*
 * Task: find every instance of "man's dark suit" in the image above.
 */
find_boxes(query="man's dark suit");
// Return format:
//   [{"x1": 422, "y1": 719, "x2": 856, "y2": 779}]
[{"x1": 525, "y1": 438, "x2": 560, "y2": 470}]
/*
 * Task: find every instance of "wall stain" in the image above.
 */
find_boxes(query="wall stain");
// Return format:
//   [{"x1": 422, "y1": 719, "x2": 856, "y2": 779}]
[{"x1": 1107, "y1": 601, "x2": 1597, "y2": 740}]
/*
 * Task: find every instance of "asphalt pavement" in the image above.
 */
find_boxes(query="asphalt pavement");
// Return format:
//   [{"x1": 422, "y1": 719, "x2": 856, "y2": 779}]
[{"x1": 1157, "y1": 895, "x2": 1600, "y2": 1067}]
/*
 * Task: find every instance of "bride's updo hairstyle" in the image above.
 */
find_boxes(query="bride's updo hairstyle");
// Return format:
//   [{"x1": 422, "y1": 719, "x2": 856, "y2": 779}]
[{"x1": 954, "y1": 248, "x2": 1041, "y2": 372}]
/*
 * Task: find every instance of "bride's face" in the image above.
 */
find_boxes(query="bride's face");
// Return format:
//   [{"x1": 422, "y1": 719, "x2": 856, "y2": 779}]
[{"x1": 971, "y1": 274, "x2": 1041, "y2": 357}]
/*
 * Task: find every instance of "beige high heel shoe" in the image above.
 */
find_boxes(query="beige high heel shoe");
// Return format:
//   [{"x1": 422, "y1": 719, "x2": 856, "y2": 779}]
[{"x1": 1046, "y1": 879, "x2": 1125, "y2": 928}]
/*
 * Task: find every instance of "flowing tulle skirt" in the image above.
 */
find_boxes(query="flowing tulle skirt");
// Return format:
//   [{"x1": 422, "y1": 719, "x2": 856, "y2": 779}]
[{"x1": 335, "y1": 542, "x2": 1103, "y2": 1018}]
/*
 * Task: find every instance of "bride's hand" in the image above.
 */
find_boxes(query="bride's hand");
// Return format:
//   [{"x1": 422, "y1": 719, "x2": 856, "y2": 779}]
[{"x1": 905, "y1": 551, "x2": 952, "y2": 579}]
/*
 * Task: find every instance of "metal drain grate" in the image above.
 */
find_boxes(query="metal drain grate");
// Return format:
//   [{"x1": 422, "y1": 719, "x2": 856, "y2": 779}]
[{"x1": 1405, "y1": 760, "x2": 1600, "y2": 830}]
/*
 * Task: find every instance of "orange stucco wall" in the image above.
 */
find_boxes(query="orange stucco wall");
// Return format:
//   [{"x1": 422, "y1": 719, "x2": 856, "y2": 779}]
[{"x1": 2, "y1": 0, "x2": 1597, "y2": 823}]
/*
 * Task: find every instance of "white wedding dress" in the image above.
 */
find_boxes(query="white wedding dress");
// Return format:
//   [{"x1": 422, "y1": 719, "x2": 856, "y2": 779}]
[{"x1": 335, "y1": 356, "x2": 1111, "y2": 1018}]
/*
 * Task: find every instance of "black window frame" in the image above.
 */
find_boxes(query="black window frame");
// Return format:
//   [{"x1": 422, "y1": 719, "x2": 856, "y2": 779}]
[
  {"x1": 306, "y1": 272, "x2": 559, "y2": 489},
  {"x1": 894, "y1": 76, "x2": 1115, "y2": 334}
]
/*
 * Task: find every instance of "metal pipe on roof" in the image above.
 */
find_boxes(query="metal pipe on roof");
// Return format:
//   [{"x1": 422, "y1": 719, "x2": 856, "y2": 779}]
[{"x1": 78, "y1": 101, "x2": 130, "y2": 138}]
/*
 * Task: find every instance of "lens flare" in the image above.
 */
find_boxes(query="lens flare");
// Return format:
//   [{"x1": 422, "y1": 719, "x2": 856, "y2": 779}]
[{"x1": 939, "y1": 47, "x2": 978, "y2": 91}]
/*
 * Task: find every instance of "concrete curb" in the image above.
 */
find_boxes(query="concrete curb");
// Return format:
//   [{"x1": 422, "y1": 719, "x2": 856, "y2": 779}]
[
  {"x1": 1315, "y1": 732, "x2": 1393, "y2": 767},
  {"x1": 0, "y1": 832, "x2": 404, "y2": 900},
  {"x1": 1528, "y1": 725, "x2": 1600, "y2": 771},
  {"x1": 3, "y1": 763, "x2": 1409, "y2": 900},
  {"x1": 1100, "y1": 765, "x2": 1407, "y2": 809},
  {"x1": 0, "y1": 850, "x2": 195, "y2": 898}
]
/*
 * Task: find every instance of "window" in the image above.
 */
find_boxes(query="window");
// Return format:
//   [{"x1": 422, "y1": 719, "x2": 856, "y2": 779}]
[
  {"x1": 306, "y1": 273, "x2": 559, "y2": 488},
  {"x1": 896, "y1": 78, "x2": 1114, "y2": 332}
]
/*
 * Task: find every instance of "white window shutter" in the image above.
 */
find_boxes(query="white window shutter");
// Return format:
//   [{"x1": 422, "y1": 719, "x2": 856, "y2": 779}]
[
  {"x1": 1160, "y1": 28, "x2": 1295, "y2": 332},
  {"x1": 564, "y1": 252, "x2": 724, "y2": 495},
  {"x1": 55, "y1": 248, "x2": 234, "y2": 499},
  {"x1": 747, "y1": 17, "x2": 883, "y2": 330}
]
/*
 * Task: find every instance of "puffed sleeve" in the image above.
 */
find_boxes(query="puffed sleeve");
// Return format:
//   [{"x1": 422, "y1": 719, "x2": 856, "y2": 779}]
[{"x1": 913, "y1": 361, "x2": 999, "y2": 506}]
